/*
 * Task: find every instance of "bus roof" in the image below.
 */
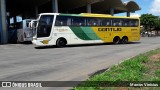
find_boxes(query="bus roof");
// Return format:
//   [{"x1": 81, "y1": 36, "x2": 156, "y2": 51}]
[{"x1": 39, "y1": 13, "x2": 139, "y2": 19}]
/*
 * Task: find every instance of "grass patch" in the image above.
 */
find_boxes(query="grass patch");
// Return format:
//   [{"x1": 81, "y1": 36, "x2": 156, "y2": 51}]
[
  {"x1": 74, "y1": 49, "x2": 160, "y2": 90},
  {"x1": 155, "y1": 70, "x2": 160, "y2": 77}
]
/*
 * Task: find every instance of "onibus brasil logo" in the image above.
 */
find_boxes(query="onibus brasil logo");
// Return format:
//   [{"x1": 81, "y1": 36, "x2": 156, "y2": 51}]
[{"x1": 1, "y1": 82, "x2": 42, "y2": 88}]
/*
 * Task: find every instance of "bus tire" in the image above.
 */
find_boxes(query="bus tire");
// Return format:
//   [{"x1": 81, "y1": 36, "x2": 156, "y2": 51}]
[
  {"x1": 121, "y1": 36, "x2": 128, "y2": 44},
  {"x1": 113, "y1": 36, "x2": 120, "y2": 44},
  {"x1": 56, "y1": 38, "x2": 67, "y2": 48}
]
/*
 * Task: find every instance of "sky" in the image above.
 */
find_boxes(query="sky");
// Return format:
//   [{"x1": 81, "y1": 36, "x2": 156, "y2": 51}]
[{"x1": 116, "y1": 0, "x2": 160, "y2": 17}]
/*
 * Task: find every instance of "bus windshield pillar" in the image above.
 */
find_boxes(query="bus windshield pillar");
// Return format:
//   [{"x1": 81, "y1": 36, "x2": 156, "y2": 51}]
[
  {"x1": 52, "y1": 0, "x2": 58, "y2": 13},
  {"x1": 87, "y1": 4, "x2": 91, "y2": 13},
  {"x1": 0, "y1": 0, "x2": 8, "y2": 44},
  {"x1": 110, "y1": 8, "x2": 114, "y2": 16}
]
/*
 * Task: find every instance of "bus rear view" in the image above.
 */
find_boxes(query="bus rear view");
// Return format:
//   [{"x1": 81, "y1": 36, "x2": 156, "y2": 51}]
[{"x1": 17, "y1": 19, "x2": 33, "y2": 43}]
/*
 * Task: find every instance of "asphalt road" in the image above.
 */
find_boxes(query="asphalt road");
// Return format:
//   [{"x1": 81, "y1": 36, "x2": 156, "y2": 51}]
[{"x1": 0, "y1": 37, "x2": 160, "y2": 90}]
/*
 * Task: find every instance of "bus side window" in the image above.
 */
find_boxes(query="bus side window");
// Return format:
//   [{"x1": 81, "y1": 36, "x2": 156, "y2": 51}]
[
  {"x1": 87, "y1": 18, "x2": 99, "y2": 26},
  {"x1": 118, "y1": 22, "x2": 122, "y2": 26},
  {"x1": 129, "y1": 20, "x2": 133, "y2": 27},
  {"x1": 112, "y1": 19, "x2": 122, "y2": 27},
  {"x1": 131, "y1": 19, "x2": 138, "y2": 27},
  {"x1": 134, "y1": 20, "x2": 138, "y2": 26},
  {"x1": 67, "y1": 18, "x2": 71, "y2": 26},
  {"x1": 55, "y1": 20, "x2": 63, "y2": 26},
  {"x1": 112, "y1": 19, "x2": 116, "y2": 26},
  {"x1": 72, "y1": 17, "x2": 85, "y2": 26},
  {"x1": 122, "y1": 19, "x2": 129, "y2": 27},
  {"x1": 55, "y1": 16, "x2": 68, "y2": 26},
  {"x1": 129, "y1": 19, "x2": 138, "y2": 27},
  {"x1": 106, "y1": 22, "x2": 110, "y2": 26},
  {"x1": 102, "y1": 19, "x2": 111, "y2": 26}
]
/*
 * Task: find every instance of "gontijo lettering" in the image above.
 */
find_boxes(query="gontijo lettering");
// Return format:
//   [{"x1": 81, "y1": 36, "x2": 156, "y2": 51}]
[{"x1": 98, "y1": 28, "x2": 122, "y2": 32}]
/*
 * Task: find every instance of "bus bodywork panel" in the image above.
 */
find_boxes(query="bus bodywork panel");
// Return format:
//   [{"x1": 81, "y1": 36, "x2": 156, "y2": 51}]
[{"x1": 33, "y1": 26, "x2": 140, "y2": 46}]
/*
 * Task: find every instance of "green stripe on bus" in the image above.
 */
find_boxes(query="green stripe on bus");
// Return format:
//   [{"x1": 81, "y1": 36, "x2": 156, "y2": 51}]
[
  {"x1": 81, "y1": 27, "x2": 101, "y2": 40},
  {"x1": 69, "y1": 27, "x2": 92, "y2": 40}
]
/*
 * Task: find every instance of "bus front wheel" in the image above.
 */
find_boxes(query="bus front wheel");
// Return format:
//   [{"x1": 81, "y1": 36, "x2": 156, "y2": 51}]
[
  {"x1": 56, "y1": 38, "x2": 67, "y2": 48},
  {"x1": 113, "y1": 36, "x2": 120, "y2": 44}
]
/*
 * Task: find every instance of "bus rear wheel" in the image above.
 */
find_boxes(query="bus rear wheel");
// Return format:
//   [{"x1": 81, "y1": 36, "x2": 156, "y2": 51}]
[
  {"x1": 113, "y1": 36, "x2": 120, "y2": 44},
  {"x1": 121, "y1": 37, "x2": 128, "y2": 44},
  {"x1": 56, "y1": 38, "x2": 67, "y2": 48}
]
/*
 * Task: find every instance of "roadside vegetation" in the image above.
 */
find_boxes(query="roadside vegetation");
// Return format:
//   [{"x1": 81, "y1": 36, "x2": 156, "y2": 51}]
[
  {"x1": 74, "y1": 48, "x2": 160, "y2": 90},
  {"x1": 140, "y1": 14, "x2": 160, "y2": 37}
]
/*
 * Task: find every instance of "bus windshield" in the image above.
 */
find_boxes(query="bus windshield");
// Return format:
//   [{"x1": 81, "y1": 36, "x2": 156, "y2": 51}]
[{"x1": 37, "y1": 15, "x2": 54, "y2": 38}]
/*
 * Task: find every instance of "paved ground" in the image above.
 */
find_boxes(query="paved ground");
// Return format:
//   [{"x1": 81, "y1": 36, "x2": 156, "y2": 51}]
[{"x1": 0, "y1": 37, "x2": 160, "y2": 90}]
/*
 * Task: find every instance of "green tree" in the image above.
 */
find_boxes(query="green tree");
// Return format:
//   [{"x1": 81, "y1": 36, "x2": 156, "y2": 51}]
[{"x1": 140, "y1": 14, "x2": 157, "y2": 37}]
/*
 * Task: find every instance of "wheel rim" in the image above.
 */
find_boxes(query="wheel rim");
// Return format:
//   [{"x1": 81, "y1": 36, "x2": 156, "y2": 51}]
[
  {"x1": 114, "y1": 38, "x2": 120, "y2": 44},
  {"x1": 59, "y1": 40, "x2": 65, "y2": 46},
  {"x1": 122, "y1": 38, "x2": 128, "y2": 44},
  {"x1": 57, "y1": 39, "x2": 66, "y2": 47}
]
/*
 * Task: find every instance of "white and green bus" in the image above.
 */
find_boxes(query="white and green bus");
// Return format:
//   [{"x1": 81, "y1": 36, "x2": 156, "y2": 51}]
[{"x1": 32, "y1": 13, "x2": 140, "y2": 47}]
